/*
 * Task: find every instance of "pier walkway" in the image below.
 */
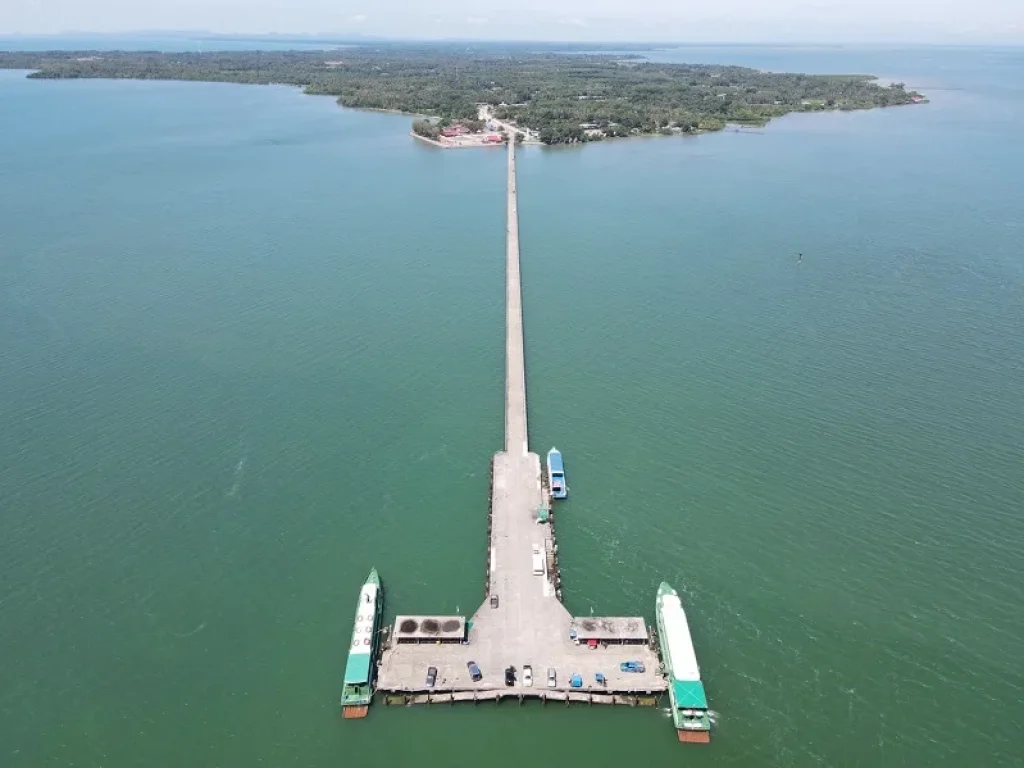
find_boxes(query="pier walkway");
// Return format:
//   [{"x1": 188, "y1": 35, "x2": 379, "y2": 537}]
[{"x1": 375, "y1": 143, "x2": 665, "y2": 702}]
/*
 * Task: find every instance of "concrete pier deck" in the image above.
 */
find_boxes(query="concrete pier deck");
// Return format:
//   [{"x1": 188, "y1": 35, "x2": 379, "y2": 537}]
[{"x1": 375, "y1": 142, "x2": 666, "y2": 701}]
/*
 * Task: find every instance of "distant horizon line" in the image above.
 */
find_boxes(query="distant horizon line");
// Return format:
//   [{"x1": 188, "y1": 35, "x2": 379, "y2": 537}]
[{"x1": 0, "y1": 32, "x2": 1022, "y2": 48}]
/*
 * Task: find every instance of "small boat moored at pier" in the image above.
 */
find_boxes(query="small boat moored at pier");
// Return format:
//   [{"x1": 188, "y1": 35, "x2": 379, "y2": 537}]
[
  {"x1": 547, "y1": 447, "x2": 567, "y2": 499},
  {"x1": 341, "y1": 568, "x2": 382, "y2": 719}
]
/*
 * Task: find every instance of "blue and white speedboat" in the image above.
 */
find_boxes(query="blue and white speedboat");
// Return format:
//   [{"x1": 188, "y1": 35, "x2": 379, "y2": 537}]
[{"x1": 547, "y1": 447, "x2": 567, "y2": 499}]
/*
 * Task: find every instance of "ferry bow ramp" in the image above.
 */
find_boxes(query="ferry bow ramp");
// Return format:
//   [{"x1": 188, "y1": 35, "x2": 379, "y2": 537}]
[{"x1": 371, "y1": 142, "x2": 680, "y2": 729}]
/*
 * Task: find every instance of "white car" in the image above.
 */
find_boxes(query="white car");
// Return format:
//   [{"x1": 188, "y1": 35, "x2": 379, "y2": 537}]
[
  {"x1": 547, "y1": 667, "x2": 557, "y2": 688},
  {"x1": 523, "y1": 665, "x2": 533, "y2": 687}
]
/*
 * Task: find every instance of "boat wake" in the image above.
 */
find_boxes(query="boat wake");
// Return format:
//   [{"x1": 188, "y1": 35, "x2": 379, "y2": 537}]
[
  {"x1": 226, "y1": 455, "x2": 247, "y2": 498},
  {"x1": 226, "y1": 432, "x2": 250, "y2": 498},
  {"x1": 174, "y1": 621, "x2": 207, "y2": 639}
]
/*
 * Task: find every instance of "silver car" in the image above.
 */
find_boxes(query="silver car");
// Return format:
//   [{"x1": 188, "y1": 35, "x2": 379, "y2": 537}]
[{"x1": 547, "y1": 667, "x2": 556, "y2": 688}]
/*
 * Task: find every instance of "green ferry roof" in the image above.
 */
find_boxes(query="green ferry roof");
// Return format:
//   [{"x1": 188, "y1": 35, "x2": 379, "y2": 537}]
[
  {"x1": 673, "y1": 680, "x2": 708, "y2": 709},
  {"x1": 344, "y1": 652, "x2": 372, "y2": 685}
]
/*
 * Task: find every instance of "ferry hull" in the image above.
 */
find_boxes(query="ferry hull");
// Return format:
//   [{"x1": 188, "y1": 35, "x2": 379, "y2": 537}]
[
  {"x1": 341, "y1": 568, "x2": 382, "y2": 716},
  {"x1": 656, "y1": 582, "x2": 711, "y2": 744}
]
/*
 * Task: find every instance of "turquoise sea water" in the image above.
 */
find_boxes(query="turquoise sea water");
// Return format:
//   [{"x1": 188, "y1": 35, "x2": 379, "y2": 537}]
[{"x1": 1, "y1": 45, "x2": 1022, "y2": 766}]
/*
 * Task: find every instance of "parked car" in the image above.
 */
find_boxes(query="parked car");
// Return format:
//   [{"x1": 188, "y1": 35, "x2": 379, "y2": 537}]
[
  {"x1": 523, "y1": 665, "x2": 533, "y2": 687},
  {"x1": 467, "y1": 661, "x2": 482, "y2": 682},
  {"x1": 504, "y1": 666, "x2": 516, "y2": 686},
  {"x1": 619, "y1": 661, "x2": 646, "y2": 673},
  {"x1": 426, "y1": 666, "x2": 437, "y2": 687},
  {"x1": 547, "y1": 667, "x2": 557, "y2": 688},
  {"x1": 490, "y1": 594, "x2": 499, "y2": 608}
]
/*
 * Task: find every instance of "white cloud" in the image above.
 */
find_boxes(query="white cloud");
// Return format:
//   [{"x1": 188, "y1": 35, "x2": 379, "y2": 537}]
[
  {"x1": 348, "y1": 13, "x2": 367, "y2": 24},
  {"x1": 465, "y1": 16, "x2": 489, "y2": 25}
]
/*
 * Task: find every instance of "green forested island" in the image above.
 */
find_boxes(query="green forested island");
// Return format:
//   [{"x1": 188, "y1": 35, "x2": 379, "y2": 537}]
[{"x1": 0, "y1": 46, "x2": 925, "y2": 144}]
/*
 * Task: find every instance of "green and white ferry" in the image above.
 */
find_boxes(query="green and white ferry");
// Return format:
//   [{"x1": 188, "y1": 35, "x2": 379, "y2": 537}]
[
  {"x1": 340, "y1": 568, "x2": 382, "y2": 719},
  {"x1": 656, "y1": 581, "x2": 711, "y2": 743}
]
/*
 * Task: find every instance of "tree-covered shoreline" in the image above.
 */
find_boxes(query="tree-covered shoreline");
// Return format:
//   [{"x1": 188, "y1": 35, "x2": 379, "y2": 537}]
[{"x1": 0, "y1": 46, "x2": 925, "y2": 145}]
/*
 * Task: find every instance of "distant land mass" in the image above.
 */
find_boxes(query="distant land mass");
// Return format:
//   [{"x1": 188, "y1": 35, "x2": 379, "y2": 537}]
[{"x1": 0, "y1": 45, "x2": 925, "y2": 145}]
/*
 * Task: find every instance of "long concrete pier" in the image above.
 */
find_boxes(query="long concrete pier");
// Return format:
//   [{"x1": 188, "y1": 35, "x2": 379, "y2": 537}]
[
  {"x1": 375, "y1": 142, "x2": 666, "y2": 702},
  {"x1": 505, "y1": 138, "x2": 529, "y2": 457}
]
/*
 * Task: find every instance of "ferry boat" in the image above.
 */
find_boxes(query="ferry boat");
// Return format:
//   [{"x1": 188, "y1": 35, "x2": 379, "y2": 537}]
[
  {"x1": 547, "y1": 447, "x2": 567, "y2": 499},
  {"x1": 340, "y1": 568, "x2": 382, "y2": 719},
  {"x1": 656, "y1": 582, "x2": 711, "y2": 743}
]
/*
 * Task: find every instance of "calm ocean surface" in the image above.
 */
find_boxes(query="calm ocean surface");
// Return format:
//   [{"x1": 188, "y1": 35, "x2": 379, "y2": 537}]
[{"x1": 1, "y1": 45, "x2": 1022, "y2": 767}]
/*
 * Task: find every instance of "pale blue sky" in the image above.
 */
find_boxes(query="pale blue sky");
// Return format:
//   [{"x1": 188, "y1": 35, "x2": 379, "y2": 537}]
[{"x1": 3, "y1": 0, "x2": 1022, "y2": 43}]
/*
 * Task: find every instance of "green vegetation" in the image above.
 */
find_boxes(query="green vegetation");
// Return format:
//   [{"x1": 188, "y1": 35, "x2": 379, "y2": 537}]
[
  {"x1": 411, "y1": 118, "x2": 440, "y2": 140},
  {"x1": 0, "y1": 46, "x2": 924, "y2": 145}
]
